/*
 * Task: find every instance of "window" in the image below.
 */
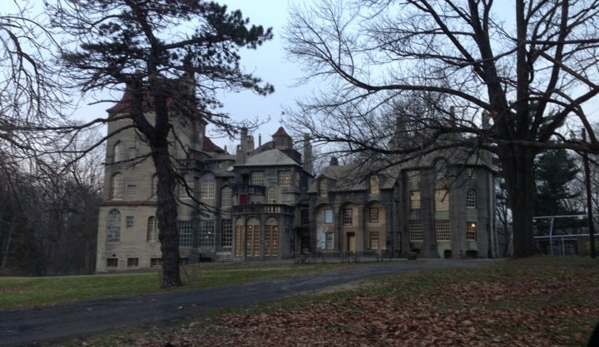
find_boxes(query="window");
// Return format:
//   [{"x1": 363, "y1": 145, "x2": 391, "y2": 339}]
[
  {"x1": 435, "y1": 189, "x2": 449, "y2": 211},
  {"x1": 221, "y1": 219, "x2": 232, "y2": 247},
  {"x1": 324, "y1": 209, "x2": 333, "y2": 224},
  {"x1": 343, "y1": 208, "x2": 353, "y2": 225},
  {"x1": 369, "y1": 176, "x2": 380, "y2": 194},
  {"x1": 200, "y1": 174, "x2": 215, "y2": 199},
  {"x1": 221, "y1": 187, "x2": 232, "y2": 208},
  {"x1": 113, "y1": 141, "x2": 125, "y2": 163},
  {"x1": 251, "y1": 172, "x2": 264, "y2": 186},
  {"x1": 246, "y1": 221, "x2": 260, "y2": 257},
  {"x1": 409, "y1": 220, "x2": 423, "y2": 242},
  {"x1": 466, "y1": 168, "x2": 476, "y2": 179},
  {"x1": 369, "y1": 232, "x2": 379, "y2": 250},
  {"x1": 106, "y1": 209, "x2": 121, "y2": 242},
  {"x1": 126, "y1": 216, "x2": 134, "y2": 228},
  {"x1": 278, "y1": 171, "x2": 291, "y2": 186},
  {"x1": 111, "y1": 173, "x2": 124, "y2": 200},
  {"x1": 234, "y1": 224, "x2": 243, "y2": 256},
  {"x1": 319, "y1": 179, "x2": 328, "y2": 197},
  {"x1": 296, "y1": 172, "x2": 301, "y2": 188},
  {"x1": 325, "y1": 233, "x2": 334, "y2": 250},
  {"x1": 435, "y1": 220, "x2": 451, "y2": 242},
  {"x1": 369, "y1": 208, "x2": 379, "y2": 223},
  {"x1": 178, "y1": 221, "x2": 194, "y2": 247},
  {"x1": 410, "y1": 191, "x2": 421, "y2": 210},
  {"x1": 466, "y1": 189, "x2": 477, "y2": 208},
  {"x1": 267, "y1": 186, "x2": 278, "y2": 204},
  {"x1": 199, "y1": 220, "x2": 215, "y2": 247},
  {"x1": 264, "y1": 222, "x2": 279, "y2": 256},
  {"x1": 150, "y1": 258, "x2": 162, "y2": 267},
  {"x1": 300, "y1": 209, "x2": 310, "y2": 225},
  {"x1": 180, "y1": 175, "x2": 194, "y2": 199},
  {"x1": 147, "y1": 217, "x2": 158, "y2": 242},
  {"x1": 127, "y1": 258, "x2": 139, "y2": 267},
  {"x1": 408, "y1": 170, "x2": 421, "y2": 185},
  {"x1": 151, "y1": 175, "x2": 158, "y2": 197},
  {"x1": 106, "y1": 258, "x2": 118, "y2": 268},
  {"x1": 127, "y1": 185, "x2": 137, "y2": 197},
  {"x1": 466, "y1": 222, "x2": 477, "y2": 241}
]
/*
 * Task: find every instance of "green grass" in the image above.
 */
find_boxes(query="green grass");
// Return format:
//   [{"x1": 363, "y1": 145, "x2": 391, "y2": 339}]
[{"x1": 0, "y1": 261, "x2": 357, "y2": 311}]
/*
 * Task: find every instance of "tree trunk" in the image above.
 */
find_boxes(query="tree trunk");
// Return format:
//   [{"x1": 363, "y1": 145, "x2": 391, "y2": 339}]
[
  {"x1": 153, "y1": 145, "x2": 182, "y2": 287},
  {"x1": 499, "y1": 145, "x2": 537, "y2": 257}
]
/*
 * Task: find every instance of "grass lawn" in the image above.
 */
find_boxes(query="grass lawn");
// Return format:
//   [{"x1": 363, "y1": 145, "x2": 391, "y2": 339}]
[
  {"x1": 0, "y1": 261, "x2": 355, "y2": 311},
  {"x1": 55, "y1": 256, "x2": 599, "y2": 347}
]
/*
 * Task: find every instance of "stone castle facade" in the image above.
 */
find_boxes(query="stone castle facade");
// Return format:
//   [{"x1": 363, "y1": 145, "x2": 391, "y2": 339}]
[{"x1": 96, "y1": 95, "x2": 496, "y2": 272}]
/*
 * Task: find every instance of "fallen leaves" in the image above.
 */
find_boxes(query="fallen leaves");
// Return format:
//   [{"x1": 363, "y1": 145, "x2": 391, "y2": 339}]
[{"x1": 130, "y1": 263, "x2": 599, "y2": 347}]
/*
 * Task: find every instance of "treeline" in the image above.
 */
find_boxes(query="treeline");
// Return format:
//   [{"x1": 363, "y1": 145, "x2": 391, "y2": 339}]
[{"x1": 0, "y1": 146, "x2": 103, "y2": 276}]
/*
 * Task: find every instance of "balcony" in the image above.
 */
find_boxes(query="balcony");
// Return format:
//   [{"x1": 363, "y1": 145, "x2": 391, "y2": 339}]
[
  {"x1": 233, "y1": 184, "x2": 265, "y2": 196},
  {"x1": 232, "y1": 204, "x2": 295, "y2": 216}
]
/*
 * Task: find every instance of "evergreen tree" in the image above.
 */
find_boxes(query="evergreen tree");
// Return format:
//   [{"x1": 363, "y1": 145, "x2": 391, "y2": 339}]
[{"x1": 534, "y1": 148, "x2": 580, "y2": 217}]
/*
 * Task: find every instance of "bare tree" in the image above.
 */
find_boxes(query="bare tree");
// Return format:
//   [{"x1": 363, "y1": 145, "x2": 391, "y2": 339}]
[
  {"x1": 49, "y1": 0, "x2": 274, "y2": 286},
  {"x1": 283, "y1": 0, "x2": 599, "y2": 257}
]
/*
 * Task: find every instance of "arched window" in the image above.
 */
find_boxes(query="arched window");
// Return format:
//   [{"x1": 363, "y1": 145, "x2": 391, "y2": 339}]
[
  {"x1": 369, "y1": 176, "x2": 380, "y2": 194},
  {"x1": 113, "y1": 141, "x2": 125, "y2": 163},
  {"x1": 221, "y1": 186, "x2": 232, "y2": 208},
  {"x1": 267, "y1": 186, "x2": 278, "y2": 204},
  {"x1": 466, "y1": 189, "x2": 477, "y2": 208},
  {"x1": 151, "y1": 174, "x2": 158, "y2": 198},
  {"x1": 107, "y1": 209, "x2": 121, "y2": 242},
  {"x1": 147, "y1": 216, "x2": 158, "y2": 242},
  {"x1": 200, "y1": 174, "x2": 215, "y2": 199},
  {"x1": 111, "y1": 173, "x2": 124, "y2": 200},
  {"x1": 319, "y1": 179, "x2": 328, "y2": 197},
  {"x1": 264, "y1": 218, "x2": 279, "y2": 257},
  {"x1": 246, "y1": 217, "x2": 261, "y2": 257}
]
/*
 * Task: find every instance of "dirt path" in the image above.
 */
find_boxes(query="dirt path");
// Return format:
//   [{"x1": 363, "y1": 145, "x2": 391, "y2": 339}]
[{"x1": 0, "y1": 259, "x2": 495, "y2": 347}]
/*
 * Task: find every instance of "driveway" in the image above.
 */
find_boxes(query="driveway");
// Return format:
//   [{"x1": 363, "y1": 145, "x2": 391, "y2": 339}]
[{"x1": 0, "y1": 259, "x2": 495, "y2": 346}]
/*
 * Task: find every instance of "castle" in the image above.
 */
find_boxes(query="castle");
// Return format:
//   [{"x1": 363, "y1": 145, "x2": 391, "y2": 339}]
[{"x1": 95, "y1": 94, "x2": 496, "y2": 272}]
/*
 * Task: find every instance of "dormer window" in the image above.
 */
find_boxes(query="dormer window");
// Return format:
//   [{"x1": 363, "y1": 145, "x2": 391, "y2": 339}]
[{"x1": 319, "y1": 179, "x2": 328, "y2": 197}]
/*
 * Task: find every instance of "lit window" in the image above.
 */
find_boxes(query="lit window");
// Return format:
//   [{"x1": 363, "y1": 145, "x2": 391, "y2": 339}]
[
  {"x1": 278, "y1": 171, "x2": 291, "y2": 186},
  {"x1": 343, "y1": 208, "x2": 353, "y2": 225},
  {"x1": 106, "y1": 209, "x2": 121, "y2": 242},
  {"x1": 178, "y1": 221, "x2": 194, "y2": 247},
  {"x1": 370, "y1": 208, "x2": 379, "y2": 223},
  {"x1": 410, "y1": 191, "x2": 421, "y2": 210},
  {"x1": 251, "y1": 172, "x2": 264, "y2": 186},
  {"x1": 319, "y1": 179, "x2": 328, "y2": 197},
  {"x1": 369, "y1": 176, "x2": 380, "y2": 194},
  {"x1": 246, "y1": 220, "x2": 261, "y2": 257},
  {"x1": 466, "y1": 189, "x2": 476, "y2": 208},
  {"x1": 147, "y1": 217, "x2": 158, "y2": 242},
  {"x1": 435, "y1": 220, "x2": 451, "y2": 242},
  {"x1": 264, "y1": 222, "x2": 279, "y2": 256},
  {"x1": 466, "y1": 222, "x2": 477, "y2": 241},
  {"x1": 111, "y1": 173, "x2": 124, "y2": 200},
  {"x1": 409, "y1": 221, "x2": 423, "y2": 242},
  {"x1": 267, "y1": 186, "x2": 278, "y2": 204},
  {"x1": 435, "y1": 189, "x2": 449, "y2": 211},
  {"x1": 199, "y1": 220, "x2": 215, "y2": 247}
]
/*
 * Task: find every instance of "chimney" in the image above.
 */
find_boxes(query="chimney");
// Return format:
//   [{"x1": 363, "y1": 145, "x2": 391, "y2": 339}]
[{"x1": 303, "y1": 134, "x2": 313, "y2": 175}]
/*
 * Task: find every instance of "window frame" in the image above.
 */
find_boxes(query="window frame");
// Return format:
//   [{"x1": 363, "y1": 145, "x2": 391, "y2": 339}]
[{"x1": 342, "y1": 208, "x2": 353, "y2": 225}]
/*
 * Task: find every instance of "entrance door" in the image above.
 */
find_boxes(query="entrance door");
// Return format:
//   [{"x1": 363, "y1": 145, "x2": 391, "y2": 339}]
[{"x1": 347, "y1": 232, "x2": 356, "y2": 253}]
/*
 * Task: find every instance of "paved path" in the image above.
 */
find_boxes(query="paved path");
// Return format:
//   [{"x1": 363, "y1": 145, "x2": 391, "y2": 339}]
[{"x1": 0, "y1": 260, "x2": 495, "y2": 346}]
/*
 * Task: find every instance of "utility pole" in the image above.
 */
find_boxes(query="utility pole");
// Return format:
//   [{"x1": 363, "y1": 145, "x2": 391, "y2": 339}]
[{"x1": 582, "y1": 129, "x2": 596, "y2": 258}]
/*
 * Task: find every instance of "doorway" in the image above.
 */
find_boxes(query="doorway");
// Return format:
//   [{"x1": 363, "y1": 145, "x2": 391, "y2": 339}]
[{"x1": 347, "y1": 232, "x2": 356, "y2": 253}]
